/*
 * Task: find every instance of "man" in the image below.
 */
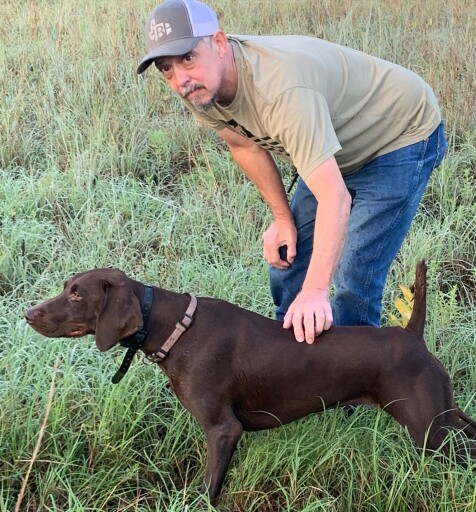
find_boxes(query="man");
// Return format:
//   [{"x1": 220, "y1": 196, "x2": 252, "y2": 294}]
[{"x1": 137, "y1": 0, "x2": 447, "y2": 344}]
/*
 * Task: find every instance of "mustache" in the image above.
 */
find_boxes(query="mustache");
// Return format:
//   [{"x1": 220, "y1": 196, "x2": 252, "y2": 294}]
[{"x1": 180, "y1": 84, "x2": 206, "y2": 100}]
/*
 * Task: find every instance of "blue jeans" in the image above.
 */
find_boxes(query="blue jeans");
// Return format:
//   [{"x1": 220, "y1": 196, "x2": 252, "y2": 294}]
[{"x1": 270, "y1": 122, "x2": 447, "y2": 326}]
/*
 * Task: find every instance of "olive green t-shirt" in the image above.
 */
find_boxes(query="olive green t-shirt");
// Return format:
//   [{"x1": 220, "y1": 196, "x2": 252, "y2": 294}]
[{"x1": 189, "y1": 35, "x2": 441, "y2": 180}]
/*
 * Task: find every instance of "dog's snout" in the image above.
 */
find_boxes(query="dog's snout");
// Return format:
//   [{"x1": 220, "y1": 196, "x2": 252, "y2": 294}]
[{"x1": 24, "y1": 307, "x2": 44, "y2": 323}]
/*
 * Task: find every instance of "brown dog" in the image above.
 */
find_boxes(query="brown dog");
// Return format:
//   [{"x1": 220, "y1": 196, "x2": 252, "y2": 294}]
[{"x1": 25, "y1": 262, "x2": 476, "y2": 505}]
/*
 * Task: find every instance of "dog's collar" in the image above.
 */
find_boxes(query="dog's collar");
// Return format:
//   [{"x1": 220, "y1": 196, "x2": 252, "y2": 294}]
[
  {"x1": 111, "y1": 285, "x2": 154, "y2": 384},
  {"x1": 146, "y1": 294, "x2": 197, "y2": 364},
  {"x1": 111, "y1": 288, "x2": 197, "y2": 383}
]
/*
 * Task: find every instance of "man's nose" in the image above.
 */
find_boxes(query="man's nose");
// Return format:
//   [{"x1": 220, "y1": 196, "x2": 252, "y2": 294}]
[{"x1": 172, "y1": 64, "x2": 191, "y2": 88}]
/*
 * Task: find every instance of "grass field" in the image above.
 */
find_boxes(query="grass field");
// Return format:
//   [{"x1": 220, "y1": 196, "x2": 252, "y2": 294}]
[{"x1": 1, "y1": 0, "x2": 475, "y2": 510}]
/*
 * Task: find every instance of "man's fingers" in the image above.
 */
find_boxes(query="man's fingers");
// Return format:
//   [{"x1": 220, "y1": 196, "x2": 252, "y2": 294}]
[
  {"x1": 292, "y1": 312, "x2": 305, "y2": 343},
  {"x1": 323, "y1": 312, "x2": 333, "y2": 331},
  {"x1": 283, "y1": 292, "x2": 333, "y2": 344},
  {"x1": 283, "y1": 305, "x2": 293, "y2": 329},
  {"x1": 285, "y1": 243, "x2": 297, "y2": 264},
  {"x1": 283, "y1": 305, "x2": 301, "y2": 336},
  {"x1": 262, "y1": 221, "x2": 297, "y2": 268},
  {"x1": 278, "y1": 244, "x2": 297, "y2": 265},
  {"x1": 321, "y1": 301, "x2": 334, "y2": 332},
  {"x1": 303, "y1": 310, "x2": 317, "y2": 344},
  {"x1": 284, "y1": 307, "x2": 314, "y2": 343}
]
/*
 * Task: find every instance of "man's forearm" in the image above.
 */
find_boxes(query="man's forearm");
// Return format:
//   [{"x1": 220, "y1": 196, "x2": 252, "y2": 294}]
[
  {"x1": 300, "y1": 159, "x2": 351, "y2": 295},
  {"x1": 218, "y1": 127, "x2": 291, "y2": 220},
  {"x1": 301, "y1": 196, "x2": 350, "y2": 294},
  {"x1": 227, "y1": 142, "x2": 292, "y2": 221},
  {"x1": 218, "y1": 127, "x2": 298, "y2": 268}
]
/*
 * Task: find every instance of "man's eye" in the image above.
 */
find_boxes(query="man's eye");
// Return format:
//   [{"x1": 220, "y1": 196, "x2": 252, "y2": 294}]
[
  {"x1": 183, "y1": 53, "x2": 194, "y2": 63},
  {"x1": 154, "y1": 62, "x2": 170, "y2": 74},
  {"x1": 160, "y1": 68, "x2": 173, "y2": 80}
]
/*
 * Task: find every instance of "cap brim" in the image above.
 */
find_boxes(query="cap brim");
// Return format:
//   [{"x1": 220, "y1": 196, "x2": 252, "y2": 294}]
[{"x1": 137, "y1": 36, "x2": 203, "y2": 74}]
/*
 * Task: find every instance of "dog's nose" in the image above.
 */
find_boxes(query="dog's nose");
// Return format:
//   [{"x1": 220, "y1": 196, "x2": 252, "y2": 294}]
[{"x1": 24, "y1": 308, "x2": 43, "y2": 323}]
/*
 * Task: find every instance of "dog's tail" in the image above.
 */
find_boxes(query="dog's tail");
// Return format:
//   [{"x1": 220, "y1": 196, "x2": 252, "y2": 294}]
[{"x1": 404, "y1": 260, "x2": 427, "y2": 341}]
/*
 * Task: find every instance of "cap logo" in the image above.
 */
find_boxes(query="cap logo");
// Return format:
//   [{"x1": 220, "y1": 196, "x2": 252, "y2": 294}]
[{"x1": 149, "y1": 19, "x2": 173, "y2": 41}]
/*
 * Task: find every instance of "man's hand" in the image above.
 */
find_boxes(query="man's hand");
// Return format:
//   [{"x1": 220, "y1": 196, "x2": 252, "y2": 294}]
[
  {"x1": 283, "y1": 289, "x2": 333, "y2": 343},
  {"x1": 262, "y1": 219, "x2": 297, "y2": 269}
]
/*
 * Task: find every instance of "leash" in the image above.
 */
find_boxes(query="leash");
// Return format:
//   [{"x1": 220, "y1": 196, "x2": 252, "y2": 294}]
[
  {"x1": 111, "y1": 285, "x2": 154, "y2": 384},
  {"x1": 287, "y1": 168, "x2": 299, "y2": 195},
  {"x1": 111, "y1": 287, "x2": 197, "y2": 383}
]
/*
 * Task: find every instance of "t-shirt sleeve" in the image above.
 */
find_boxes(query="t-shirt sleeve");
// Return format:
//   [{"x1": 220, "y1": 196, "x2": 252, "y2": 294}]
[{"x1": 264, "y1": 88, "x2": 342, "y2": 180}]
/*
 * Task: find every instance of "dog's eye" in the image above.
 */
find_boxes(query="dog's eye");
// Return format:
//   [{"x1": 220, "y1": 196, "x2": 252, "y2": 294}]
[{"x1": 68, "y1": 285, "x2": 83, "y2": 302}]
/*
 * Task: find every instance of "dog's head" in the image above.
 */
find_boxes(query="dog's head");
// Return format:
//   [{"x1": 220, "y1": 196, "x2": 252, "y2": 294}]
[{"x1": 25, "y1": 269, "x2": 143, "y2": 352}]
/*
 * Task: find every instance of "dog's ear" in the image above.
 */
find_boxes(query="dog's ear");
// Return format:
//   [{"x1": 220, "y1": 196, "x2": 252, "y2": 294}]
[{"x1": 95, "y1": 282, "x2": 143, "y2": 352}]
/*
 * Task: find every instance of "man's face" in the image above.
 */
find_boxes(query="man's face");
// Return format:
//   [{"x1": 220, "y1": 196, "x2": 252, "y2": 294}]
[{"x1": 155, "y1": 37, "x2": 224, "y2": 111}]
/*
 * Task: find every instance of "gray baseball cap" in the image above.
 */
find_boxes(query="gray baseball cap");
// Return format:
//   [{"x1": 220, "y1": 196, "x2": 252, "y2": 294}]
[{"x1": 137, "y1": 0, "x2": 219, "y2": 74}]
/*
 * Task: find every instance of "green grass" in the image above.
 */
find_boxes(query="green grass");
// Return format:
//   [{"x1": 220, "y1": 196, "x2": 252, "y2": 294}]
[{"x1": 1, "y1": 0, "x2": 475, "y2": 510}]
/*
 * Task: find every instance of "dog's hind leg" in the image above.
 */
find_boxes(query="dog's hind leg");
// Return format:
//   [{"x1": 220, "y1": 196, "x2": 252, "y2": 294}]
[
  {"x1": 382, "y1": 369, "x2": 476, "y2": 467},
  {"x1": 451, "y1": 408, "x2": 476, "y2": 438},
  {"x1": 431, "y1": 409, "x2": 476, "y2": 467}
]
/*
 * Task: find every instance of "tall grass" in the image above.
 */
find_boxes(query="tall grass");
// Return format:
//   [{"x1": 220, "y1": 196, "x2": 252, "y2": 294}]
[{"x1": 1, "y1": 0, "x2": 475, "y2": 510}]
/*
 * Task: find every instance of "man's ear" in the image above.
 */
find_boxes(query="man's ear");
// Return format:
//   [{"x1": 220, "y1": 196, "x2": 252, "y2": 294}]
[
  {"x1": 95, "y1": 283, "x2": 142, "y2": 352},
  {"x1": 212, "y1": 30, "x2": 229, "y2": 57}
]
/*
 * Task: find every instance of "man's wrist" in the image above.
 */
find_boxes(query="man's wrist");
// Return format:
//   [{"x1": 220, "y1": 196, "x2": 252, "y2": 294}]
[
  {"x1": 272, "y1": 211, "x2": 294, "y2": 224},
  {"x1": 300, "y1": 285, "x2": 330, "y2": 297}
]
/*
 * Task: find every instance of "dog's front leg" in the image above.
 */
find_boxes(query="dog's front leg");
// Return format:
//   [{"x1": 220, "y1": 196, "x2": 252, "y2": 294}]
[{"x1": 201, "y1": 417, "x2": 243, "y2": 506}]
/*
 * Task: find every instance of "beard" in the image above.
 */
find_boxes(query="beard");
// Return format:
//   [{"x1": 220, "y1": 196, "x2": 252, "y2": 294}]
[{"x1": 180, "y1": 84, "x2": 217, "y2": 112}]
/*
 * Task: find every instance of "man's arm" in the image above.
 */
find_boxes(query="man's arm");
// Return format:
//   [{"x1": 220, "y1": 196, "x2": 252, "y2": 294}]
[
  {"x1": 282, "y1": 157, "x2": 351, "y2": 343},
  {"x1": 218, "y1": 127, "x2": 298, "y2": 268},
  {"x1": 218, "y1": 127, "x2": 352, "y2": 343}
]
